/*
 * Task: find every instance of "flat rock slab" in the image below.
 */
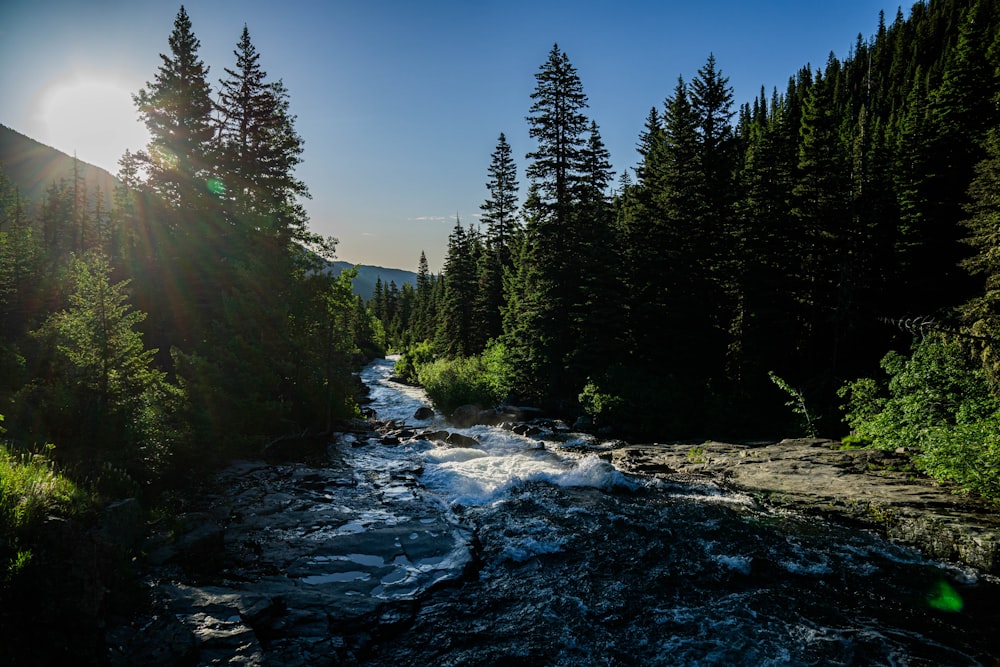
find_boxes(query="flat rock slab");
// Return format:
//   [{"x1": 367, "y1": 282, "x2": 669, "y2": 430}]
[
  {"x1": 611, "y1": 438, "x2": 1000, "y2": 573},
  {"x1": 133, "y1": 440, "x2": 473, "y2": 664}
]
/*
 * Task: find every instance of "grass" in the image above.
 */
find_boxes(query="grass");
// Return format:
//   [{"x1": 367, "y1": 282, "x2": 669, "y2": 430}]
[{"x1": 0, "y1": 443, "x2": 92, "y2": 581}]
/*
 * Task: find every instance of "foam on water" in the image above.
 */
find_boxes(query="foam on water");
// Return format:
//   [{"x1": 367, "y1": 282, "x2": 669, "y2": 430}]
[{"x1": 419, "y1": 443, "x2": 637, "y2": 506}]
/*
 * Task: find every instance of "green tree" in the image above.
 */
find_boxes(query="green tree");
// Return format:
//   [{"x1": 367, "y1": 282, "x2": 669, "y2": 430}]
[
  {"x1": 216, "y1": 24, "x2": 311, "y2": 246},
  {"x1": 17, "y1": 254, "x2": 181, "y2": 468},
  {"x1": 437, "y1": 221, "x2": 480, "y2": 357},
  {"x1": 506, "y1": 44, "x2": 594, "y2": 400},
  {"x1": 477, "y1": 133, "x2": 520, "y2": 343},
  {"x1": 133, "y1": 5, "x2": 216, "y2": 213}
]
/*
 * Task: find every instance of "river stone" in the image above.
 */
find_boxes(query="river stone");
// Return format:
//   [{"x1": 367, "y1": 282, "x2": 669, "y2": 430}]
[
  {"x1": 445, "y1": 432, "x2": 480, "y2": 448},
  {"x1": 125, "y1": 440, "x2": 475, "y2": 664},
  {"x1": 449, "y1": 404, "x2": 483, "y2": 427},
  {"x1": 414, "y1": 406, "x2": 434, "y2": 420}
]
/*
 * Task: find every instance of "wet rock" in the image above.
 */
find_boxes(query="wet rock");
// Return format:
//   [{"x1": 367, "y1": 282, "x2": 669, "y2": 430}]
[
  {"x1": 414, "y1": 406, "x2": 434, "y2": 420},
  {"x1": 106, "y1": 613, "x2": 198, "y2": 667},
  {"x1": 450, "y1": 404, "x2": 484, "y2": 427},
  {"x1": 445, "y1": 432, "x2": 480, "y2": 448},
  {"x1": 126, "y1": 442, "x2": 474, "y2": 665},
  {"x1": 420, "y1": 429, "x2": 452, "y2": 443},
  {"x1": 510, "y1": 423, "x2": 543, "y2": 437},
  {"x1": 497, "y1": 404, "x2": 544, "y2": 421}
]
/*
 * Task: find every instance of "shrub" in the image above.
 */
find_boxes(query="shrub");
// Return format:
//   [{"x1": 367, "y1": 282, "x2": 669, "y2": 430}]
[
  {"x1": 416, "y1": 341, "x2": 514, "y2": 414},
  {"x1": 839, "y1": 333, "x2": 1000, "y2": 499},
  {"x1": 395, "y1": 340, "x2": 436, "y2": 384}
]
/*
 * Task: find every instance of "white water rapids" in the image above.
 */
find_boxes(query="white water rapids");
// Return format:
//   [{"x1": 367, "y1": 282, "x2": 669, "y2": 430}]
[{"x1": 361, "y1": 356, "x2": 640, "y2": 506}]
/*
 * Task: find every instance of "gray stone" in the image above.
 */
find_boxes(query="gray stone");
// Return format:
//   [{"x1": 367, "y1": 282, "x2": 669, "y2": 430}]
[
  {"x1": 610, "y1": 438, "x2": 1000, "y2": 573},
  {"x1": 445, "y1": 432, "x2": 480, "y2": 448}
]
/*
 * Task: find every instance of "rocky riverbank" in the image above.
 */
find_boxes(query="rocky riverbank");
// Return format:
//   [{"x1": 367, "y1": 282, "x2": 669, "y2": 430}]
[{"x1": 609, "y1": 438, "x2": 1000, "y2": 574}]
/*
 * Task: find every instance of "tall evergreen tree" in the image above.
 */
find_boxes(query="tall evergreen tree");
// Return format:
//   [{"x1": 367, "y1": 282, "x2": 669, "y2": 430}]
[
  {"x1": 133, "y1": 5, "x2": 216, "y2": 213},
  {"x1": 412, "y1": 251, "x2": 435, "y2": 342},
  {"x1": 477, "y1": 133, "x2": 520, "y2": 343},
  {"x1": 438, "y1": 220, "x2": 480, "y2": 357},
  {"x1": 216, "y1": 24, "x2": 310, "y2": 246},
  {"x1": 506, "y1": 44, "x2": 594, "y2": 400}
]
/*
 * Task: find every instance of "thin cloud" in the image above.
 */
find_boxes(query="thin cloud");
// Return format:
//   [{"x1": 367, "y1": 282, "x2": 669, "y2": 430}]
[{"x1": 410, "y1": 215, "x2": 449, "y2": 222}]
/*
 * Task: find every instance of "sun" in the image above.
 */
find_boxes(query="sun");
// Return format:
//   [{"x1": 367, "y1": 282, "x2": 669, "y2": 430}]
[{"x1": 37, "y1": 74, "x2": 150, "y2": 174}]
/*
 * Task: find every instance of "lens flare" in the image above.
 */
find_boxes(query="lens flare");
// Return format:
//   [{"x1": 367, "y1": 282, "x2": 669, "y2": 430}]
[
  {"x1": 927, "y1": 579, "x2": 963, "y2": 612},
  {"x1": 206, "y1": 177, "x2": 225, "y2": 195}
]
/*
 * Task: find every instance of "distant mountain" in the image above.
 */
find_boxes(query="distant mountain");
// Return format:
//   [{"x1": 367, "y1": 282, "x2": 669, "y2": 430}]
[
  {"x1": 0, "y1": 124, "x2": 117, "y2": 209},
  {"x1": 327, "y1": 261, "x2": 418, "y2": 301}
]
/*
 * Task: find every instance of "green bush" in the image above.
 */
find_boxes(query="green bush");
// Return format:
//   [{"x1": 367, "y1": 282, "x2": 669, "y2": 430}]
[
  {"x1": 839, "y1": 333, "x2": 1000, "y2": 499},
  {"x1": 395, "y1": 340, "x2": 436, "y2": 384},
  {"x1": 416, "y1": 341, "x2": 513, "y2": 414}
]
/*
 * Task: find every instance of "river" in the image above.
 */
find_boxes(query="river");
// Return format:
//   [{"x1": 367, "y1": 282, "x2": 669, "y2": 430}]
[
  {"x1": 357, "y1": 356, "x2": 998, "y2": 666},
  {"x1": 119, "y1": 357, "x2": 999, "y2": 665}
]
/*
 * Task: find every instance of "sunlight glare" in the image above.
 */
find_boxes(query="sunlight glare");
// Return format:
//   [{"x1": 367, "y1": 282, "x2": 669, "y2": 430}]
[{"x1": 38, "y1": 75, "x2": 149, "y2": 173}]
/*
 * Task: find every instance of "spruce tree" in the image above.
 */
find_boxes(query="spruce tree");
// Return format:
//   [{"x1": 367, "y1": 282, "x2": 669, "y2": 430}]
[
  {"x1": 413, "y1": 251, "x2": 435, "y2": 342},
  {"x1": 438, "y1": 220, "x2": 480, "y2": 357},
  {"x1": 478, "y1": 133, "x2": 520, "y2": 344},
  {"x1": 507, "y1": 44, "x2": 595, "y2": 400},
  {"x1": 216, "y1": 24, "x2": 310, "y2": 245},
  {"x1": 133, "y1": 5, "x2": 216, "y2": 213}
]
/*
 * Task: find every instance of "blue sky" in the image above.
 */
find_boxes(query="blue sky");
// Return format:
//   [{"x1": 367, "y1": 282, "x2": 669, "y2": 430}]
[{"x1": 1, "y1": 1, "x2": 902, "y2": 272}]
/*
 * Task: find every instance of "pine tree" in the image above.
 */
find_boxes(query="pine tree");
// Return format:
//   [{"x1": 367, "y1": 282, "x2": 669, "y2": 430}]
[
  {"x1": 960, "y1": 121, "x2": 1000, "y2": 383},
  {"x1": 412, "y1": 251, "x2": 435, "y2": 342},
  {"x1": 27, "y1": 253, "x2": 178, "y2": 459},
  {"x1": 569, "y1": 120, "x2": 620, "y2": 378},
  {"x1": 216, "y1": 24, "x2": 310, "y2": 245},
  {"x1": 525, "y1": 44, "x2": 590, "y2": 229},
  {"x1": 506, "y1": 44, "x2": 596, "y2": 400},
  {"x1": 438, "y1": 220, "x2": 480, "y2": 357},
  {"x1": 133, "y1": 5, "x2": 216, "y2": 213},
  {"x1": 477, "y1": 133, "x2": 520, "y2": 343},
  {"x1": 0, "y1": 173, "x2": 34, "y2": 346}
]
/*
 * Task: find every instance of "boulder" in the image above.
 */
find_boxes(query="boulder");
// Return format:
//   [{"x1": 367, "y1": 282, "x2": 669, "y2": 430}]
[
  {"x1": 511, "y1": 423, "x2": 543, "y2": 437},
  {"x1": 420, "y1": 430, "x2": 452, "y2": 443},
  {"x1": 449, "y1": 404, "x2": 483, "y2": 428},
  {"x1": 414, "y1": 406, "x2": 435, "y2": 420},
  {"x1": 450, "y1": 405, "x2": 508, "y2": 428},
  {"x1": 445, "y1": 432, "x2": 480, "y2": 448}
]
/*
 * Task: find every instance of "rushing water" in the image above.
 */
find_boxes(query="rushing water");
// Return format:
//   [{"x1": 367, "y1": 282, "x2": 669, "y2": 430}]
[{"x1": 355, "y1": 356, "x2": 1000, "y2": 666}]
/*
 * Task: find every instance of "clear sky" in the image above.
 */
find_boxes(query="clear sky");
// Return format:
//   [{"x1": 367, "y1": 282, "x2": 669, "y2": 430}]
[{"x1": 1, "y1": 0, "x2": 902, "y2": 272}]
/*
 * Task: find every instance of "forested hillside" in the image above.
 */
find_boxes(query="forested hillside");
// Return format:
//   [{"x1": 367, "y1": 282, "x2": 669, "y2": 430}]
[
  {"x1": 388, "y1": 0, "x2": 1000, "y2": 494},
  {"x1": 0, "y1": 124, "x2": 117, "y2": 211}
]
